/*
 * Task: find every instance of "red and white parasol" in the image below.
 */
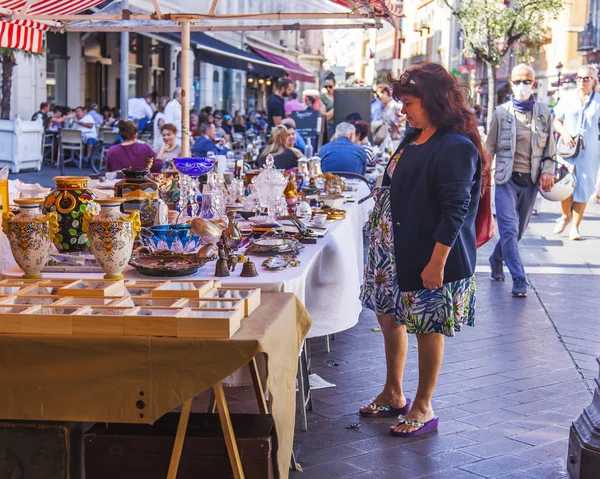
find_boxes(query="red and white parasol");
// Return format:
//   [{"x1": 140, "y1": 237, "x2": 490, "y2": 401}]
[{"x1": 0, "y1": 0, "x2": 104, "y2": 52}]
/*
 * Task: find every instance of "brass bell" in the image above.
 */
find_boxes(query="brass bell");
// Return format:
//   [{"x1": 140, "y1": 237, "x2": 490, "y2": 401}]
[{"x1": 240, "y1": 261, "x2": 258, "y2": 277}]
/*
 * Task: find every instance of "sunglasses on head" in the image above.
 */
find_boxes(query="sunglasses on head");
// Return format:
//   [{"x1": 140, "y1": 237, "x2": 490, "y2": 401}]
[
  {"x1": 577, "y1": 76, "x2": 592, "y2": 82},
  {"x1": 512, "y1": 80, "x2": 533, "y2": 86},
  {"x1": 399, "y1": 72, "x2": 416, "y2": 86}
]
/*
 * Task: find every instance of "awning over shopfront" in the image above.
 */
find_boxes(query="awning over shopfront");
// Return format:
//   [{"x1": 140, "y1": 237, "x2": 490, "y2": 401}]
[
  {"x1": 171, "y1": 32, "x2": 285, "y2": 78},
  {"x1": 250, "y1": 47, "x2": 315, "y2": 83},
  {"x1": 0, "y1": 0, "x2": 104, "y2": 52}
]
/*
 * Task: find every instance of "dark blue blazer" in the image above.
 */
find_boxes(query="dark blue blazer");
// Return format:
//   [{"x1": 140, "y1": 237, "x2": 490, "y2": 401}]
[{"x1": 386, "y1": 130, "x2": 481, "y2": 292}]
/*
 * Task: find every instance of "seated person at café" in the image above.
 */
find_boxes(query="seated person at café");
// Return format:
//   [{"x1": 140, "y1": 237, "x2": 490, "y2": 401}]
[
  {"x1": 106, "y1": 120, "x2": 162, "y2": 173},
  {"x1": 257, "y1": 125, "x2": 301, "y2": 171},
  {"x1": 281, "y1": 118, "x2": 306, "y2": 152},
  {"x1": 319, "y1": 122, "x2": 367, "y2": 175},
  {"x1": 155, "y1": 123, "x2": 182, "y2": 162},
  {"x1": 192, "y1": 123, "x2": 229, "y2": 157},
  {"x1": 351, "y1": 120, "x2": 375, "y2": 167},
  {"x1": 73, "y1": 106, "x2": 98, "y2": 164}
]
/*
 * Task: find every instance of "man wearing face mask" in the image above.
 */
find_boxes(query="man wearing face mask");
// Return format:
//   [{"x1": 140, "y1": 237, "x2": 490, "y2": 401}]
[{"x1": 485, "y1": 64, "x2": 555, "y2": 298}]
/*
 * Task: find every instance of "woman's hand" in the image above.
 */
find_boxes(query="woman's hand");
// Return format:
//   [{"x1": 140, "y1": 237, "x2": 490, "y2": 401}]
[
  {"x1": 421, "y1": 259, "x2": 444, "y2": 290},
  {"x1": 561, "y1": 134, "x2": 576, "y2": 148}
]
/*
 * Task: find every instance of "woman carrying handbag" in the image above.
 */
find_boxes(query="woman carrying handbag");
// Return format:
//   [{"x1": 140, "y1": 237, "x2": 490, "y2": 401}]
[{"x1": 553, "y1": 64, "x2": 600, "y2": 240}]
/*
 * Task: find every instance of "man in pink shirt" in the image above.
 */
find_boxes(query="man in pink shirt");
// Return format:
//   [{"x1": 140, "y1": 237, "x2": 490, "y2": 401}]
[{"x1": 284, "y1": 91, "x2": 306, "y2": 116}]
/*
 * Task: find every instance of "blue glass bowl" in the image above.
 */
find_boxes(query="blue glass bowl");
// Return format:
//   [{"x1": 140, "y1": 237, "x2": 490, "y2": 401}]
[
  {"x1": 140, "y1": 224, "x2": 200, "y2": 253},
  {"x1": 173, "y1": 157, "x2": 215, "y2": 177}
]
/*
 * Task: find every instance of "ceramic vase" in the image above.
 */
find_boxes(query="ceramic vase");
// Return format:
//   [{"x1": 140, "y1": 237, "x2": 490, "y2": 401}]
[
  {"x1": 83, "y1": 198, "x2": 141, "y2": 280},
  {"x1": 114, "y1": 168, "x2": 159, "y2": 228},
  {"x1": 43, "y1": 176, "x2": 98, "y2": 253},
  {"x1": 3, "y1": 199, "x2": 59, "y2": 279}
]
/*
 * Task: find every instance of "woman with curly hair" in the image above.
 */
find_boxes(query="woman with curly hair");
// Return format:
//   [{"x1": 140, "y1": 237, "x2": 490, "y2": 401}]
[{"x1": 359, "y1": 62, "x2": 487, "y2": 437}]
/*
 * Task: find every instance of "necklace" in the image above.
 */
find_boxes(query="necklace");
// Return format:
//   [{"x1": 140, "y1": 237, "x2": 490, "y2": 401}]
[{"x1": 410, "y1": 128, "x2": 437, "y2": 146}]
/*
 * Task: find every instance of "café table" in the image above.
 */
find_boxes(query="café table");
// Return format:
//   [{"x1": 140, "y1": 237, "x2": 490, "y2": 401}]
[{"x1": 0, "y1": 292, "x2": 311, "y2": 479}]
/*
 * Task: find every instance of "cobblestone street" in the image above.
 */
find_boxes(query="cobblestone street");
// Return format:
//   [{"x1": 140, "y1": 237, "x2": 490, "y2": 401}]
[{"x1": 291, "y1": 198, "x2": 599, "y2": 478}]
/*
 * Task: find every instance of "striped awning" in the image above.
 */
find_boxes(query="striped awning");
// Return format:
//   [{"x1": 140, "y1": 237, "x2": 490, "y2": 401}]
[{"x1": 0, "y1": 0, "x2": 104, "y2": 53}]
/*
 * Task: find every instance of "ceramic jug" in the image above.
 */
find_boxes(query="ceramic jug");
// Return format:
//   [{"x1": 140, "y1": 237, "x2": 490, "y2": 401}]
[
  {"x1": 3, "y1": 199, "x2": 59, "y2": 279},
  {"x1": 83, "y1": 198, "x2": 141, "y2": 280}
]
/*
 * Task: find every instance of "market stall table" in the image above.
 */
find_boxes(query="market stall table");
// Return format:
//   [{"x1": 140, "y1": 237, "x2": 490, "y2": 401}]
[
  {"x1": 0, "y1": 291, "x2": 310, "y2": 479},
  {"x1": 1, "y1": 180, "x2": 373, "y2": 339}
]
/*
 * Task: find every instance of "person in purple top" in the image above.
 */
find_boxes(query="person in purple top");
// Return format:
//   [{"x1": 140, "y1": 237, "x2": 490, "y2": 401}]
[{"x1": 106, "y1": 120, "x2": 162, "y2": 173}]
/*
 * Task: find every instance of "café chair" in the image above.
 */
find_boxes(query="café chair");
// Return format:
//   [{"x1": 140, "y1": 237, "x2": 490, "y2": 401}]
[
  {"x1": 59, "y1": 128, "x2": 84, "y2": 169},
  {"x1": 42, "y1": 133, "x2": 56, "y2": 166}
]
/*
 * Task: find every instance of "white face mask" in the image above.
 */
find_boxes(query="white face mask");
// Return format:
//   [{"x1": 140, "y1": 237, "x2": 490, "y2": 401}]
[{"x1": 512, "y1": 83, "x2": 533, "y2": 102}]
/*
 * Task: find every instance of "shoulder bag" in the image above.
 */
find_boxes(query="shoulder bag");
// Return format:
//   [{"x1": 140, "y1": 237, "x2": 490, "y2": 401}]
[{"x1": 556, "y1": 91, "x2": 594, "y2": 159}]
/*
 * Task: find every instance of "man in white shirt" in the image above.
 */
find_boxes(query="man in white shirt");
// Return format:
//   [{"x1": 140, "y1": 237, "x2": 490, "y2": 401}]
[
  {"x1": 128, "y1": 93, "x2": 154, "y2": 129},
  {"x1": 164, "y1": 88, "x2": 183, "y2": 143},
  {"x1": 73, "y1": 106, "x2": 97, "y2": 163}
]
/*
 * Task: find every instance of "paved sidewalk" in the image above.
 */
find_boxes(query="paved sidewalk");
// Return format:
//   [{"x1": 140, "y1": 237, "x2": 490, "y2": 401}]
[{"x1": 291, "y1": 197, "x2": 599, "y2": 478}]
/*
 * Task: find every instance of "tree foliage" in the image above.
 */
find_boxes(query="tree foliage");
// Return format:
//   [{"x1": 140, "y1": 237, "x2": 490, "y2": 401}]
[
  {"x1": 442, "y1": 0, "x2": 564, "y2": 67},
  {"x1": 0, "y1": 47, "x2": 40, "y2": 120}
]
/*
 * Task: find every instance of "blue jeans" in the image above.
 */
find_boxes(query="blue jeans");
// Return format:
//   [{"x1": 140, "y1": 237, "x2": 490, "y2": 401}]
[{"x1": 491, "y1": 179, "x2": 538, "y2": 280}]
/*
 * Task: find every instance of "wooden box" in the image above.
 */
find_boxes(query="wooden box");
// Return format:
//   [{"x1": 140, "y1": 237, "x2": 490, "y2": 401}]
[
  {"x1": 177, "y1": 307, "x2": 245, "y2": 338},
  {"x1": 72, "y1": 306, "x2": 136, "y2": 336},
  {"x1": 58, "y1": 279, "x2": 126, "y2": 297},
  {"x1": 0, "y1": 305, "x2": 33, "y2": 333},
  {"x1": 84, "y1": 413, "x2": 275, "y2": 479},
  {"x1": 123, "y1": 307, "x2": 189, "y2": 337},
  {"x1": 0, "y1": 294, "x2": 58, "y2": 306},
  {"x1": 19, "y1": 305, "x2": 85, "y2": 335},
  {"x1": 202, "y1": 288, "x2": 261, "y2": 316},
  {"x1": 150, "y1": 280, "x2": 217, "y2": 299},
  {"x1": 52, "y1": 296, "x2": 124, "y2": 307},
  {"x1": 112, "y1": 296, "x2": 182, "y2": 308}
]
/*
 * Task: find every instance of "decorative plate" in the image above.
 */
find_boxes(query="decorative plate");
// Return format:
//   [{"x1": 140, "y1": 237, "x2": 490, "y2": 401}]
[
  {"x1": 129, "y1": 251, "x2": 216, "y2": 277},
  {"x1": 245, "y1": 236, "x2": 303, "y2": 256},
  {"x1": 262, "y1": 255, "x2": 300, "y2": 270}
]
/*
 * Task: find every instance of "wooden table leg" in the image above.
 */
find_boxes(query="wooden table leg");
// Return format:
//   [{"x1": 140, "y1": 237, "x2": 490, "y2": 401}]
[
  {"x1": 213, "y1": 382, "x2": 245, "y2": 479},
  {"x1": 249, "y1": 357, "x2": 268, "y2": 414},
  {"x1": 166, "y1": 398, "x2": 192, "y2": 479}
]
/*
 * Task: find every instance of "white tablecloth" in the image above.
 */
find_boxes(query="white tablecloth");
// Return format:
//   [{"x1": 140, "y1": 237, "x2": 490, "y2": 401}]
[{"x1": 2, "y1": 181, "x2": 374, "y2": 339}]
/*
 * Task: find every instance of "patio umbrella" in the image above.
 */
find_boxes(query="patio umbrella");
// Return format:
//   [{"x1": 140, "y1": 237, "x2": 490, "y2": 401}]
[{"x1": 0, "y1": 0, "x2": 104, "y2": 52}]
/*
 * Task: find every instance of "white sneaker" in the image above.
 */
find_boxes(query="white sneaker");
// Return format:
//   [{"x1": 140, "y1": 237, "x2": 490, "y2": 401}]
[
  {"x1": 554, "y1": 215, "x2": 572, "y2": 234},
  {"x1": 569, "y1": 227, "x2": 582, "y2": 241}
]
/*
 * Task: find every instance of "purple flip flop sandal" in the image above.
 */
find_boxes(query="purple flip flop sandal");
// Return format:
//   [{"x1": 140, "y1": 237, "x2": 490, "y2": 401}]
[
  {"x1": 359, "y1": 398, "x2": 412, "y2": 418},
  {"x1": 390, "y1": 417, "x2": 439, "y2": 437}
]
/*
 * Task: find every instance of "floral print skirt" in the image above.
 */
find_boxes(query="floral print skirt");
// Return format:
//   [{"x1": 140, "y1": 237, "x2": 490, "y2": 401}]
[{"x1": 360, "y1": 187, "x2": 476, "y2": 337}]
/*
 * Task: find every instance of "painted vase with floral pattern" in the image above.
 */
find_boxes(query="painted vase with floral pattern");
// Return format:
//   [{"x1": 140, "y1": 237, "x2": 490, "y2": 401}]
[
  {"x1": 83, "y1": 198, "x2": 141, "y2": 280},
  {"x1": 3, "y1": 199, "x2": 59, "y2": 279},
  {"x1": 43, "y1": 176, "x2": 98, "y2": 253}
]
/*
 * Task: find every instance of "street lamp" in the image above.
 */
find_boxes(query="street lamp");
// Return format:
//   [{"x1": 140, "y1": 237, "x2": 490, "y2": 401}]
[{"x1": 556, "y1": 61, "x2": 564, "y2": 99}]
